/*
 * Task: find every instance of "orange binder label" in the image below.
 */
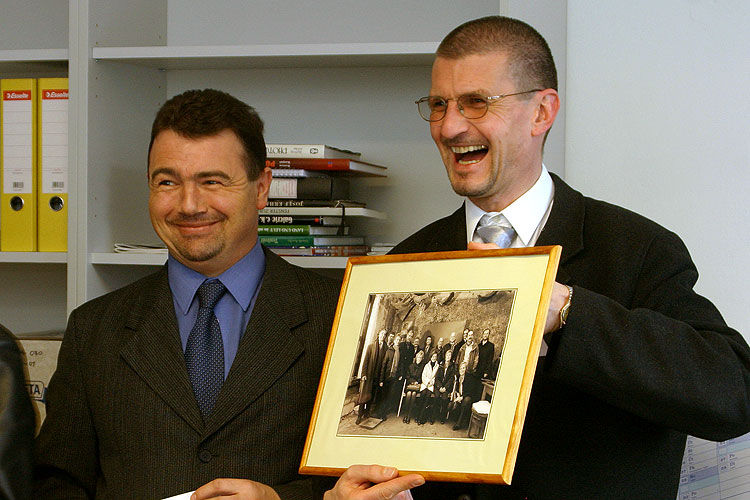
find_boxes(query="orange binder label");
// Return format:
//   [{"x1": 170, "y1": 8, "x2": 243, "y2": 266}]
[
  {"x1": 42, "y1": 89, "x2": 69, "y2": 100},
  {"x1": 3, "y1": 90, "x2": 32, "y2": 101}
]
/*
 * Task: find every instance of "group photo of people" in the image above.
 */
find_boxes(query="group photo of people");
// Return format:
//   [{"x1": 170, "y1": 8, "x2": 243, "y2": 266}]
[{"x1": 337, "y1": 289, "x2": 513, "y2": 439}]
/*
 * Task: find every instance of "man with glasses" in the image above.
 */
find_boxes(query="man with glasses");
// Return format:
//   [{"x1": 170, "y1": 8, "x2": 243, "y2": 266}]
[{"x1": 391, "y1": 15, "x2": 750, "y2": 499}]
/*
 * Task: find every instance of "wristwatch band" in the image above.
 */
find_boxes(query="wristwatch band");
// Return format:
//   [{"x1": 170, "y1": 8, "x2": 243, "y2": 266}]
[{"x1": 559, "y1": 285, "x2": 574, "y2": 327}]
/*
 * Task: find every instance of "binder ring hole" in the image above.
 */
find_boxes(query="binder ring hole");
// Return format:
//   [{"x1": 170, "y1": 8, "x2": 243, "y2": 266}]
[
  {"x1": 50, "y1": 196, "x2": 64, "y2": 212},
  {"x1": 10, "y1": 196, "x2": 24, "y2": 211}
]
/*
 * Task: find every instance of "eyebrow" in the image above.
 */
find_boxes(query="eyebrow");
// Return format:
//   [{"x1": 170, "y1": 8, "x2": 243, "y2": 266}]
[
  {"x1": 150, "y1": 167, "x2": 232, "y2": 181},
  {"x1": 429, "y1": 89, "x2": 494, "y2": 97}
]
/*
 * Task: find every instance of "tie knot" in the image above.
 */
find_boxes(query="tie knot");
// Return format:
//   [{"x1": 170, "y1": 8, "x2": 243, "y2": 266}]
[
  {"x1": 197, "y1": 280, "x2": 227, "y2": 310},
  {"x1": 479, "y1": 213, "x2": 511, "y2": 228},
  {"x1": 475, "y1": 213, "x2": 516, "y2": 248}
]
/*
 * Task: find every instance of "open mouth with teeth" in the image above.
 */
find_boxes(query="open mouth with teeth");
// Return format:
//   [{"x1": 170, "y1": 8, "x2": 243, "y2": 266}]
[{"x1": 451, "y1": 145, "x2": 488, "y2": 165}]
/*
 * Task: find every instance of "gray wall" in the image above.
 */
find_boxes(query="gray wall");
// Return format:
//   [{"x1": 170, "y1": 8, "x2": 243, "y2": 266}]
[{"x1": 566, "y1": 0, "x2": 749, "y2": 337}]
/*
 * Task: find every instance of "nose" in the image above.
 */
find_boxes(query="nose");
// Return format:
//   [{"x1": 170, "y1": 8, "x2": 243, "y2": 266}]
[
  {"x1": 178, "y1": 182, "x2": 206, "y2": 215},
  {"x1": 435, "y1": 100, "x2": 470, "y2": 139}
]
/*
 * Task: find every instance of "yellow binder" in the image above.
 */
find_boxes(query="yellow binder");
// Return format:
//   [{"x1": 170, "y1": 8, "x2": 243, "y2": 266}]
[
  {"x1": 1, "y1": 78, "x2": 38, "y2": 251},
  {"x1": 37, "y1": 78, "x2": 68, "y2": 252}
]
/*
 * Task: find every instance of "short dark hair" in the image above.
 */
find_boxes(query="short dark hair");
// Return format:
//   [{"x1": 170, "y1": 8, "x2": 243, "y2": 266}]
[
  {"x1": 437, "y1": 16, "x2": 557, "y2": 93},
  {"x1": 148, "y1": 89, "x2": 266, "y2": 179}
]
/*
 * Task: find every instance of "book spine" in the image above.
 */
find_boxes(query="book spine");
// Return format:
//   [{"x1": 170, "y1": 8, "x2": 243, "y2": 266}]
[
  {"x1": 266, "y1": 158, "x2": 386, "y2": 177},
  {"x1": 266, "y1": 158, "x2": 348, "y2": 170},
  {"x1": 260, "y1": 235, "x2": 364, "y2": 246},
  {"x1": 308, "y1": 245, "x2": 369, "y2": 256},
  {"x1": 258, "y1": 225, "x2": 347, "y2": 235},
  {"x1": 258, "y1": 215, "x2": 343, "y2": 225},
  {"x1": 268, "y1": 177, "x2": 349, "y2": 200},
  {"x1": 258, "y1": 225, "x2": 312, "y2": 235},
  {"x1": 259, "y1": 235, "x2": 315, "y2": 247},
  {"x1": 265, "y1": 144, "x2": 361, "y2": 159},
  {"x1": 266, "y1": 144, "x2": 329, "y2": 158},
  {"x1": 266, "y1": 199, "x2": 356, "y2": 207}
]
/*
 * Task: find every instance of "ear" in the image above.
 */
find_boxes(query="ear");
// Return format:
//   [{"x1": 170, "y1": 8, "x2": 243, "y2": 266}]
[
  {"x1": 531, "y1": 89, "x2": 560, "y2": 138},
  {"x1": 255, "y1": 166, "x2": 273, "y2": 210}
]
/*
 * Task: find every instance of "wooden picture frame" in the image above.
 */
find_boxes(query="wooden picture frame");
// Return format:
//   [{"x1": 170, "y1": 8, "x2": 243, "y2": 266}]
[{"x1": 300, "y1": 246, "x2": 561, "y2": 485}]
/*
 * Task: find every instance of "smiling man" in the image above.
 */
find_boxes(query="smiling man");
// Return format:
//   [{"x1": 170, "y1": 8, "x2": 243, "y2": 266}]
[
  {"x1": 34, "y1": 89, "x2": 420, "y2": 500},
  {"x1": 391, "y1": 16, "x2": 750, "y2": 500}
]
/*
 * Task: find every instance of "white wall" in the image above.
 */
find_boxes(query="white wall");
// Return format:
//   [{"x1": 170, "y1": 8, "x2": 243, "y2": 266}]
[{"x1": 566, "y1": 0, "x2": 750, "y2": 337}]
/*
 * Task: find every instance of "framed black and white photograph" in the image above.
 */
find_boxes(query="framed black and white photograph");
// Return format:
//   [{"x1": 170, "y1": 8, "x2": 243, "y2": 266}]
[{"x1": 300, "y1": 247, "x2": 561, "y2": 484}]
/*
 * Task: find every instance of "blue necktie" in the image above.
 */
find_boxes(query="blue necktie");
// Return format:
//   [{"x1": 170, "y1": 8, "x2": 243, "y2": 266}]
[
  {"x1": 474, "y1": 213, "x2": 517, "y2": 248},
  {"x1": 185, "y1": 279, "x2": 226, "y2": 420}
]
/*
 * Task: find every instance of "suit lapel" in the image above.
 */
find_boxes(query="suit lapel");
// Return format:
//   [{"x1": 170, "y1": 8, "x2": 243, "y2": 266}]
[
  {"x1": 204, "y1": 250, "x2": 307, "y2": 437},
  {"x1": 430, "y1": 204, "x2": 467, "y2": 252},
  {"x1": 440, "y1": 176, "x2": 586, "y2": 283},
  {"x1": 119, "y1": 268, "x2": 205, "y2": 434},
  {"x1": 536, "y1": 174, "x2": 586, "y2": 284}
]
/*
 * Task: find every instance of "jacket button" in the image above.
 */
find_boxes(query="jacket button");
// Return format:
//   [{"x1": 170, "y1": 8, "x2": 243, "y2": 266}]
[{"x1": 198, "y1": 449, "x2": 212, "y2": 463}]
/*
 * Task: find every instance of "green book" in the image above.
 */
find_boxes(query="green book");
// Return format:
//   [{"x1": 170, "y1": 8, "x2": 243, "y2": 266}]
[{"x1": 259, "y1": 235, "x2": 365, "y2": 247}]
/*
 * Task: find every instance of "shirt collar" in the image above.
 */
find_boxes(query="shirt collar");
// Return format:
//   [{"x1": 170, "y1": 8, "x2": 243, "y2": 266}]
[
  {"x1": 168, "y1": 242, "x2": 265, "y2": 314},
  {"x1": 465, "y1": 165, "x2": 554, "y2": 246}
]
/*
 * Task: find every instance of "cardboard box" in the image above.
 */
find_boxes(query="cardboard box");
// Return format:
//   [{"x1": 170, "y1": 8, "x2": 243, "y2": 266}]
[{"x1": 16, "y1": 335, "x2": 63, "y2": 433}]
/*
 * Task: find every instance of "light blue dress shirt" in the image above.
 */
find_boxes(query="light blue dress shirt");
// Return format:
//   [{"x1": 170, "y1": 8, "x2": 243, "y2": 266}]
[{"x1": 168, "y1": 243, "x2": 265, "y2": 379}]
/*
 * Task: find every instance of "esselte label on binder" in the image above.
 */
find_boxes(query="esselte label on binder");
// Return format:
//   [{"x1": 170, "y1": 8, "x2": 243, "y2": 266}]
[
  {"x1": 40, "y1": 87, "x2": 68, "y2": 194},
  {"x1": 37, "y1": 78, "x2": 69, "y2": 252},
  {"x1": 1, "y1": 78, "x2": 38, "y2": 251}
]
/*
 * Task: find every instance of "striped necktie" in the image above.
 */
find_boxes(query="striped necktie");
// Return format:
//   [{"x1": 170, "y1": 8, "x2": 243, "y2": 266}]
[{"x1": 474, "y1": 213, "x2": 516, "y2": 248}]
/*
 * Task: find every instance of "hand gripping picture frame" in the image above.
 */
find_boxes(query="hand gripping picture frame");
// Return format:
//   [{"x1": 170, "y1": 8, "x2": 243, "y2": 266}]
[{"x1": 300, "y1": 246, "x2": 561, "y2": 485}]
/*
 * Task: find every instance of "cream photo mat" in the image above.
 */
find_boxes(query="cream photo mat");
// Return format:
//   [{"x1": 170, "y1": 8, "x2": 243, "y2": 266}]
[{"x1": 301, "y1": 247, "x2": 561, "y2": 483}]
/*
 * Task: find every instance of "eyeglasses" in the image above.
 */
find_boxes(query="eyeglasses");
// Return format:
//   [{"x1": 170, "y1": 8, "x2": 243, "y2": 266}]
[{"x1": 415, "y1": 90, "x2": 543, "y2": 122}]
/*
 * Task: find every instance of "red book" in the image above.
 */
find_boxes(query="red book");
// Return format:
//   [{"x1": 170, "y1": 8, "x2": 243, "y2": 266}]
[{"x1": 266, "y1": 158, "x2": 387, "y2": 177}]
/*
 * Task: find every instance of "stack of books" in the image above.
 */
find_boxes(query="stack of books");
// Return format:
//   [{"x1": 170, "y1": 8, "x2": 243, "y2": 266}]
[{"x1": 260, "y1": 144, "x2": 386, "y2": 257}]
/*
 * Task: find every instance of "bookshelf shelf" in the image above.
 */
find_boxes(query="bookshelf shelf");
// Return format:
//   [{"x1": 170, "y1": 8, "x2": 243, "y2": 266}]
[
  {"x1": 0, "y1": 252, "x2": 67, "y2": 264},
  {"x1": 0, "y1": 49, "x2": 68, "y2": 73},
  {"x1": 0, "y1": 48, "x2": 68, "y2": 62},
  {"x1": 90, "y1": 253, "x2": 167, "y2": 266},
  {"x1": 90, "y1": 252, "x2": 351, "y2": 269},
  {"x1": 278, "y1": 256, "x2": 350, "y2": 269},
  {"x1": 92, "y1": 42, "x2": 437, "y2": 70}
]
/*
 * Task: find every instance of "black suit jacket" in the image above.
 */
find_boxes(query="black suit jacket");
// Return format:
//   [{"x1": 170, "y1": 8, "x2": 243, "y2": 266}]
[
  {"x1": 34, "y1": 249, "x2": 340, "y2": 500},
  {"x1": 0, "y1": 324, "x2": 35, "y2": 500},
  {"x1": 476, "y1": 340, "x2": 494, "y2": 379},
  {"x1": 391, "y1": 174, "x2": 750, "y2": 500}
]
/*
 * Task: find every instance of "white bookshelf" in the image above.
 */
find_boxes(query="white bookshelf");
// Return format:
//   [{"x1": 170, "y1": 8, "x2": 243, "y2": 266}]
[{"x1": 1, "y1": 0, "x2": 520, "y2": 333}]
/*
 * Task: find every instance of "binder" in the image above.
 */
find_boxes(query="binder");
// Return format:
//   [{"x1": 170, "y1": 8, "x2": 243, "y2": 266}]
[
  {"x1": 37, "y1": 78, "x2": 68, "y2": 252},
  {"x1": 1, "y1": 78, "x2": 38, "y2": 251}
]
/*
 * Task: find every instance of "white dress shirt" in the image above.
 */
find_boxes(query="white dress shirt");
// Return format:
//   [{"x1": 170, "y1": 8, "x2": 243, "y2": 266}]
[{"x1": 465, "y1": 164, "x2": 554, "y2": 247}]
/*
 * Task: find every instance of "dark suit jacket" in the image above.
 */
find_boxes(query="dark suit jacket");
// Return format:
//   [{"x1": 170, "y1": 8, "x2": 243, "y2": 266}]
[
  {"x1": 0, "y1": 324, "x2": 35, "y2": 500},
  {"x1": 391, "y1": 174, "x2": 750, "y2": 500},
  {"x1": 477, "y1": 340, "x2": 494, "y2": 379},
  {"x1": 34, "y1": 249, "x2": 340, "y2": 500}
]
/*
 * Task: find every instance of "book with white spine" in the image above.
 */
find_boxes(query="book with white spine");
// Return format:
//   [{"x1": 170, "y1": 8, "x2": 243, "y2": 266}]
[{"x1": 266, "y1": 144, "x2": 361, "y2": 159}]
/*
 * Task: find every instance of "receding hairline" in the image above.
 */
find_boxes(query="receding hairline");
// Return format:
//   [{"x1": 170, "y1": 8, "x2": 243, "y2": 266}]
[{"x1": 435, "y1": 16, "x2": 558, "y2": 92}]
